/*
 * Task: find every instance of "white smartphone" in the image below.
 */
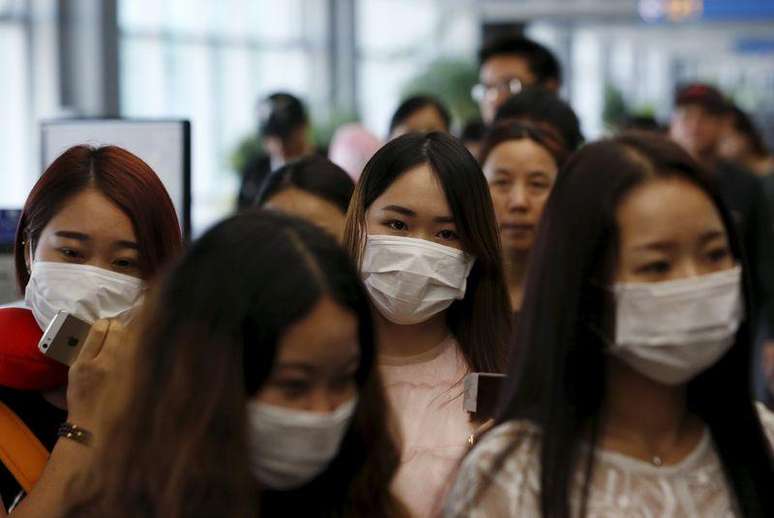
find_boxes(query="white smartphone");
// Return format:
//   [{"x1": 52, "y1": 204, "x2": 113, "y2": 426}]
[{"x1": 38, "y1": 311, "x2": 92, "y2": 366}]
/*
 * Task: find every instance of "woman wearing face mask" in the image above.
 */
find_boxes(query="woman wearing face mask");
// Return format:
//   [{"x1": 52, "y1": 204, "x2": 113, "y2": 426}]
[
  {"x1": 63, "y1": 211, "x2": 406, "y2": 518},
  {"x1": 0, "y1": 145, "x2": 182, "y2": 514},
  {"x1": 479, "y1": 121, "x2": 568, "y2": 315},
  {"x1": 344, "y1": 132, "x2": 512, "y2": 516},
  {"x1": 445, "y1": 133, "x2": 774, "y2": 517}
]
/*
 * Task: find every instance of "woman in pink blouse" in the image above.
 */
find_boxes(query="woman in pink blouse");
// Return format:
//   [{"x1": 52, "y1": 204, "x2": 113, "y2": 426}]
[{"x1": 344, "y1": 132, "x2": 512, "y2": 516}]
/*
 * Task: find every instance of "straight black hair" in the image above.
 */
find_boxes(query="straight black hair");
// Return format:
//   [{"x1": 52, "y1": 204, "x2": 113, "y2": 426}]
[
  {"x1": 491, "y1": 132, "x2": 773, "y2": 517},
  {"x1": 478, "y1": 35, "x2": 561, "y2": 85},
  {"x1": 495, "y1": 87, "x2": 584, "y2": 150},
  {"x1": 256, "y1": 155, "x2": 355, "y2": 214},
  {"x1": 388, "y1": 95, "x2": 452, "y2": 137},
  {"x1": 344, "y1": 132, "x2": 512, "y2": 373}
]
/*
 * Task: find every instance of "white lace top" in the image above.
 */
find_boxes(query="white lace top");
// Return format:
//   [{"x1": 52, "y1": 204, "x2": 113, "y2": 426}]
[{"x1": 444, "y1": 404, "x2": 774, "y2": 518}]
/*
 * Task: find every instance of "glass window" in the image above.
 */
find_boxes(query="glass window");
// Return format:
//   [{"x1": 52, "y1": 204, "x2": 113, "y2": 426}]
[{"x1": 118, "y1": 0, "x2": 327, "y2": 235}]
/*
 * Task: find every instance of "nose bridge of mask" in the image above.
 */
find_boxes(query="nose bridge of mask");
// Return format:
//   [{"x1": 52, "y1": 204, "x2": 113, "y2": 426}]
[
  {"x1": 26, "y1": 262, "x2": 144, "y2": 327},
  {"x1": 363, "y1": 235, "x2": 474, "y2": 288},
  {"x1": 613, "y1": 266, "x2": 743, "y2": 347}
]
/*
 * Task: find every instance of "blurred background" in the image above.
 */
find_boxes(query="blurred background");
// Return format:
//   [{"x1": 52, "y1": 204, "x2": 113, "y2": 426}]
[{"x1": 2, "y1": 0, "x2": 774, "y2": 235}]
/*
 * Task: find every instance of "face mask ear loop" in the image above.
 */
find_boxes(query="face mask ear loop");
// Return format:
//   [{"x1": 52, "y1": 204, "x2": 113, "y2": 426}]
[{"x1": 25, "y1": 237, "x2": 34, "y2": 275}]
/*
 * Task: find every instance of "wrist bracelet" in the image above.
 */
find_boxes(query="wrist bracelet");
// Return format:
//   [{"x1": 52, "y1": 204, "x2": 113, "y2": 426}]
[{"x1": 58, "y1": 422, "x2": 93, "y2": 446}]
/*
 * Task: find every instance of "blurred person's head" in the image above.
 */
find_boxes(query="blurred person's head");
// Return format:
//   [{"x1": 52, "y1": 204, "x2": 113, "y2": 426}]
[
  {"x1": 459, "y1": 118, "x2": 486, "y2": 159},
  {"x1": 259, "y1": 92, "x2": 314, "y2": 167},
  {"x1": 64, "y1": 211, "x2": 405, "y2": 518},
  {"x1": 388, "y1": 95, "x2": 452, "y2": 139},
  {"x1": 495, "y1": 87, "x2": 584, "y2": 150},
  {"x1": 616, "y1": 114, "x2": 665, "y2": 134},
  {"x1": 475, "y1": 35, "x2": 561, "y2": 124},
  {"x1": 478, "y1": 121, "x2": 568, "y2": 260},
  {"x1": 718, "y1": 104, "x2": 769, "y2": 167},
  {"x1": 344, "y1": 132, "x2": 511, "y2": 372},
  {"x1": 256, "y1": 155, "x2": 355, "y2": 241},
  {"x1": 670, "y1": 83, "x2": 729, "y2": 161},
  {"x1": 328, "y1": 123, "x2": 382, "y2": 181}
]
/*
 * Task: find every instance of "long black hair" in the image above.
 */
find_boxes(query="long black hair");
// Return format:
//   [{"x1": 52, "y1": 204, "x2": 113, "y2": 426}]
[
  {"x1": 493, "y1": 132, "x2": 773, "y2": 517},
  {"x1": 256, "y1": 155, "x2": 355, "y2": 214},
  {"x1": 344, "y1": 132, "x2": 512, "y2": 373},
  {"x1": 65, "y1": 211, "x2": 405, "y2": 518}
]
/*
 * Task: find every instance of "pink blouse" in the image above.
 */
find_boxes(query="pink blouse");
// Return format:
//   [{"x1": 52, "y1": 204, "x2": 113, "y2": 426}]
[{"x1": 380, "y1": 336, "x2": 474, "y2": 517}]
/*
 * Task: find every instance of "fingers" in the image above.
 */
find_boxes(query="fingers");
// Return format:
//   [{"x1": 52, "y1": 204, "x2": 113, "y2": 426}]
[{"x1": 77, "y1": 319, "x2": 111, "y2": 362}]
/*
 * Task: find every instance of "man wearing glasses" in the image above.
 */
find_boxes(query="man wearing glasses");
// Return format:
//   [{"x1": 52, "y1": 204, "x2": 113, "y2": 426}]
[{"x1": 474, "y1": 35, "x2": 562, "y2": 124}]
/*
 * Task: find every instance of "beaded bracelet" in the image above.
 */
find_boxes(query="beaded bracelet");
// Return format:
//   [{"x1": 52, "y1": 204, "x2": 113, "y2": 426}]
[{"x1": 57, "y1": 422, "x2": 93, "y2": 446}]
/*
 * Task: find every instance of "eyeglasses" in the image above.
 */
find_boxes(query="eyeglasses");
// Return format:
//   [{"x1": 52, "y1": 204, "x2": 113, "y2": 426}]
[{"x1": 471, "y1": 78, "x2": 524, "y2": 103}]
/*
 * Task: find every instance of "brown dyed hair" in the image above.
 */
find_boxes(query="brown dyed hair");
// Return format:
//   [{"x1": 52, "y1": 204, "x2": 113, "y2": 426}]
[
  {"x1": 64, "y1": 211, "x2": 407, "y2": 518},
  {"x1": 344, "y1": 132, "x2": 512, "y2": 373},
  {"x1": 13, "y1": 145, "x2": 182, "y2": 290}
]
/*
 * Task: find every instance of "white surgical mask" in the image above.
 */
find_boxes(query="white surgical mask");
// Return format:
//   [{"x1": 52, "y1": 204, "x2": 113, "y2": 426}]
[
  {"x1": 25, "y1": 261, "x2": 145, "y2": 331},
  {"x1": 246, "y1": 397, "x2": 358, "y2": 490},
  {"x1": 609, "y1": 266, "x2": 743, "y2": 385},
  {"x1": 360, "y1": 235, "x2": 476, "y2": 325}
]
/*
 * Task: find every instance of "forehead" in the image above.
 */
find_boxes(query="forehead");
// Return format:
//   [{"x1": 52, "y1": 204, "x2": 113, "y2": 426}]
[
  {"x1": 276, "y1": 297, "x2": 359, "y2": 365},
  {"x1": 484, "y1": 139, "x2": 557, "y2": 174},
  {"x1": 371, "y1": 163, "x2": 452, "y2": 214},
  {"x1": 266, "y1": 188, "x2": 344, "y2": 221},
  {"x1": 42, "y1": 188, "x2": 137, "y2": 242},
  {"x1": 480, "y1": 55, "x2": 534, "y2": 82},
  {"x1": 616, "y1": 176, "x2": 726, "y2": 246}
]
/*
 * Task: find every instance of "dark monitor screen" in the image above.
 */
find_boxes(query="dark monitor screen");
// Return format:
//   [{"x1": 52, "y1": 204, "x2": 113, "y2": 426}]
[{"x1": 0, "y1": 209, "x2": 21, "y2": 254}]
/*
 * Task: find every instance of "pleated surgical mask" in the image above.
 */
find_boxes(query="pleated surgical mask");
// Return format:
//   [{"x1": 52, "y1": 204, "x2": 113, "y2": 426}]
[
  {"x1": 360, "y1": 235, "x2": 476, "y2": 325},
  {"x1": 609, "y1": 266, "x2": 743, "y2": 385},
  {"x1": 246, "y1": 397, "x2": 358, "y2": 490},
  {"x1": 25, "y1": 261, "x2": 145, "y2": 331}
]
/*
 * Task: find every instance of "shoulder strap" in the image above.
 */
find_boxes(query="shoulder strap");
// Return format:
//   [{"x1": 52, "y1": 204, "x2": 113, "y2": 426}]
[{"x1": 0, "y1": 401, "x2": 49, "y2": 493}]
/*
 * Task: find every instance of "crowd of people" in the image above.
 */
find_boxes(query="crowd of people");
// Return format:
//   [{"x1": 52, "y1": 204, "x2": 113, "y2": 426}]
[{"x1": 1, "y1": 33, "x2": 773, "y2": 517}]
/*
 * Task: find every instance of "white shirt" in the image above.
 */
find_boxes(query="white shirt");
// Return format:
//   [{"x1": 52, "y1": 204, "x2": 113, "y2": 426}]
[{"x1": 444, "y1": 403, "x2": 774, "y2": 518}]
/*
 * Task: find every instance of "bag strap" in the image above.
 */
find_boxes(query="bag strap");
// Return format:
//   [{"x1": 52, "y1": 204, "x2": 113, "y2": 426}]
[{"x1": 0, "y1": 401, "x2": 49, "y2": 493}]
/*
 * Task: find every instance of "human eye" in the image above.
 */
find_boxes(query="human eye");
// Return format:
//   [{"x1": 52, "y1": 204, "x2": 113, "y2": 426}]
[
  {"x1": 58, "y1": 247, "x2": 84, "y2": 262},
  {"x1": 385, "y1": 219, "x2": 407, "y2": 231},
  {"x1": 273, "y1": 378, "x2": 311, "y2": 399},
  {"x1": 437, "y1": 229, "x2": 460, "y2": 242},
  {"x1": 112, "y1": 257, "x2": 140, "y2": 272},
  {"x1": 706, "y1": 246, "x2": 731, "y2": 264},
  {"x1": 636, "y1": 260, "x2": 671, "y2": 275}
]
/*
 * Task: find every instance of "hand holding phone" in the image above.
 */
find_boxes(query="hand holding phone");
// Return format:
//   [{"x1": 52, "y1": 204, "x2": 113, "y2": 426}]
[{"x1": 38, "y1": 311, "x2": 92, "y2": 366}]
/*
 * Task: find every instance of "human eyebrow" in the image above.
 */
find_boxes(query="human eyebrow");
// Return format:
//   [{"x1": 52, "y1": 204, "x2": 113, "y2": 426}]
[
  {"x1": 274, "y1": 362, "x2": 315, "y2": 375},
  {"x1": 54, "y1": 230, "x2": 90, "y2": 241},
  {"x1": 382, "y1": 205, "x2": 417, "y2": 217},
  {"x1": 698, "y1": 230, "x2": 726, "y2": 247},
  {"x1": 113, "y1": 240, "x2": 139, "y2": 251},
  {"x1": 433, "y1": 216, "x2": 455, "y2": 224},
  {"x1": 632, "y1": 240, "x2": 675, "y2": 252}
]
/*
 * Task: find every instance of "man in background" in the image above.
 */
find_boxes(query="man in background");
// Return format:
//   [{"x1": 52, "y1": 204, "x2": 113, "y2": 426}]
[
  {"x1": 237, "y1": 92, "x2": 315, "y2": 210},
  {"x1": 474, "y1": 35, "x2": 562, "y2": 125}
]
